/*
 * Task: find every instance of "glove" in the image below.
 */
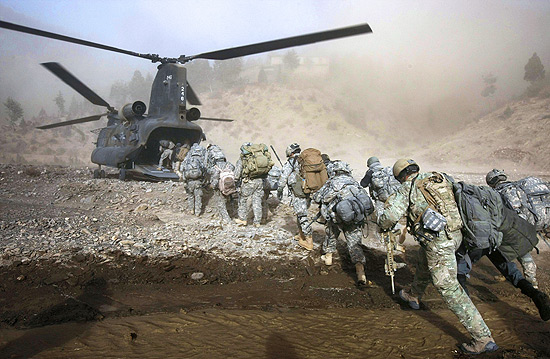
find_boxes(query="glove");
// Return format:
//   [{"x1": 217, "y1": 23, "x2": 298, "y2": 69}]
[{"x1": 277, "y1": 189, "x2": 283, "y2": 201}]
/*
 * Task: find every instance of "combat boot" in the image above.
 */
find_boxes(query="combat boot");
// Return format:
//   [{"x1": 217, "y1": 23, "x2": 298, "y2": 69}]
[
  {"x1": 398, "y1": 289, "x2": 420, "y2": 310},
  {"x1": 293, "y1": 228, "x2": 305, "y2": 241},
  {"x1": 298, "y1": 235, "x2": 313, "y2": 251},
  {"x1": 321, "y1": 252, "x2": 333, "y2": 266},
  {"x1": 459, "y1": 336, "x2": 498, "y2": 354},
  {"x1": 234, "y1": 218, "x2": 247, "y2": 226},
  {"x1": 355, "y1": 263, "x2": 366, "y2": 285},
  {"x1": 518, "y1": 278, "x2": 550, "y2": 321}
]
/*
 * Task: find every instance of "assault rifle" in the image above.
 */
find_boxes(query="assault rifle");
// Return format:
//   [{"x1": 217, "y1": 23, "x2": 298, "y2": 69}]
[
  {"x1": 304, "y1": 211, "x2": 323, "y2": 231},
  {"x1": 382, "y1": 229, "x2": 398, "y2": 294},
  {"x1": 270, "y1": 145, "x2": 284, "y2": 167}
]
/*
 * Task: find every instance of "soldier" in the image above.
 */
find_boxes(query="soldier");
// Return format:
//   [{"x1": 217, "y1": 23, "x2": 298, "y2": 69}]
[
  {"x1": 486, "y1": 169, "x2": 546, "y2": 288},
  {"x1": 173, "y1": 142, "x2": 190, "y2": 179},
  {"x1": 263, "y1": 165, "x2": 281, "y2": 223},
  {"x1": 277, "y1": 143, "x2": 313, "y2": 250},
  {"x1": 234, "y1": 142, "x2": 273, "y2": 227},
  {"x1": 158, "y1": 140, "x2": 175, "y2": 170},
  {"x1": 378, "y1": 159, "x2": 498, "y2": 355},
  {"x1": 313, "y1": 160, "x2": 373, "y2": 285},
  {"x1": 361, "y1": 156, "x2": 401, "y2": 212},
  {"x1": 181, "y1": 143, "x2": 207, "y2": 216},
  {"x1": 207, "y1": 146, "x2": 235, "y2": 223}
]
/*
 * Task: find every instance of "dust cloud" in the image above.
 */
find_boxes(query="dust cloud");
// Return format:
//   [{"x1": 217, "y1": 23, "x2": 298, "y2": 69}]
[{"x1": 1, "y1": 1, "x2": 550, "y2": 173}]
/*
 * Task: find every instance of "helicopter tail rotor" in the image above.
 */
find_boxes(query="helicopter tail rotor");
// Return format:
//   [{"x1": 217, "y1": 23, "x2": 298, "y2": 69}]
[{"x1": 41, "y1": 62, "x2": 115, "y2": 111}]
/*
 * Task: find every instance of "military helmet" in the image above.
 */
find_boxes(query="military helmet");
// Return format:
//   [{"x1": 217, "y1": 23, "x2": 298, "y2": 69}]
[
  {"x1": 393, "y1": 158, "x2": 419, "y2": 182},
  {"x1": 240, "y1": 142, "x2": 252, "y2": 154},
  {"x1": 486, "y1": 169, "x2": 507, "y2": 187},
  {"x1": 285, "y1": 143, "x2": 301, "y2": 157},
  {"x1": 367, "y1": 156, "x2": 380, "y2": 167},
  {"x1": 329, "y1": 160, "x2": 352, "y2": 176}
]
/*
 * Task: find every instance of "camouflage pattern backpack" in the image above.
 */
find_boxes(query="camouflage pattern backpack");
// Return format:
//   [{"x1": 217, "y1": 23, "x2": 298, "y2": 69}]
[
  {"x1": 510, "y1": 177, "x2": 550, "y2": 231},
  {"x1": 240, "y1": 143, "x2": 274, "y2": 179},
  {"x1": 371, "y1": 165, "x2": 401, "y2": 202},
  {"x1": 184, "y1": 144, "x2": 206, "y2": 180}
]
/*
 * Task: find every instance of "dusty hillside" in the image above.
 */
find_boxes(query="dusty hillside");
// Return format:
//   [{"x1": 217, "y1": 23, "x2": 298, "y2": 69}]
[
  {"x1": 198, "y1": 83, "x2": 417, "y2": 173},
  {"x1": 417, "y1": 96, "x2": 550, "y2": 174}
]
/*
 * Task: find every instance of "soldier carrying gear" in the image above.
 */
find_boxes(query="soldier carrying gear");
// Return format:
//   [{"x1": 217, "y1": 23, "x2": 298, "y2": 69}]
[
  {"x1": 485, "y1": 168, "x2": 548, "y2": 288},
  {"x1": 234, "y1": 142, "x2": 273, "y2": 227},
  {"x1": 181, "y1": 143, "x2": 207, "y2": 216},
  {"x1": 208, "y1": 149, "x2": 236, "y2": 224},
  {"x1": 313, "y1": 160, "x2": 374, "y2": 285},
  {"x1": 378, "y1": 158, "x2": 498, "y2": 355},
  {"x1": 278, "y1": 143, "x2": 314, "y2": 250},
  {"x1": 158, "y1": 140, "x2": 175, "y2": 170}
]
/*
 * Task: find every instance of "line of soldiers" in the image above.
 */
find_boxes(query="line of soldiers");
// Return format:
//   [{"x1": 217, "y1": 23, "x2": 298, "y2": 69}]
[
  {"x1": 160, "y1": 141, "x2": 550, "y2": 355},
  {"x1": 372, "y1": 157, "x2": 550, "y2": 355}
]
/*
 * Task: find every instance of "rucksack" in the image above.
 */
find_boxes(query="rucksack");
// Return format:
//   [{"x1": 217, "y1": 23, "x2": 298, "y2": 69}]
[
  {"x1": 326, "y1": 176, "x2": 373, "y2": 225},
  {"x1": 453, "y1": 181, "x2": 504, "y2": 251},
  {"x1": 174, "y1": 146, "x2": 189, "y2": 162},
  {"x1": 298, "y1": 148, "x2": 328, "y2": 194},
  {"x1": 515, "y1": 177, "x2": 550, "y2": 231},
  {"x1": 241, "y1": 143, "x2": 274, "y2": 179},
  {"x1": 371, "y1": 166, "x2": 401, "y2": 202},
  {"x1": 184, "y1": 146, "x2": 206, "y2": 180},
  {"x1": 266, "y1": 166, "x2": 281, "y2": 191},
  {"x1": 217, "y1": 164, "x2": 236, "y2": 196},
  {"x1": 208, "y1": 145, "x2": 226, "y2": 165}
]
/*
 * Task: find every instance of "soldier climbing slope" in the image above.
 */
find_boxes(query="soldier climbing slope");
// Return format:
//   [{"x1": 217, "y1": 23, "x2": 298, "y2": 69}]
[
  {"x1": 277, "y1": 143, "x2": 314, "y2": 250},
  {"x1": 207, "y1": 145, "x2": 236, "y2": 223},
  {"x1": 234, "y1": 142, "x2": 274, "y2": 227},
  {"x1": 181, "y1": 143, "x2": 207, "y2": 216},
  {"x1": 377, "y1": 158, "x2": 498, "y2": 355},
  {"x1": 313, "y1": 160, "x2": 373, "y2": 285},
  {"x1": 486, "y1": 168, "x2": 550, "y2": 288}
]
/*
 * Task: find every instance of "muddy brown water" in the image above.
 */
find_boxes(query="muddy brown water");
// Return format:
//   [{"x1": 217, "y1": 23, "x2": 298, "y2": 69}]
[{"x1": 0, "y1": 303, "x2": 548, "y2": 358}]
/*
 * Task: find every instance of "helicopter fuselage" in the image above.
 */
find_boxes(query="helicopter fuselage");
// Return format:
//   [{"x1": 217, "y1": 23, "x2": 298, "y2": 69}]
[{"x1": 91, "y1": 63, "x2": 204, "y2": 178}]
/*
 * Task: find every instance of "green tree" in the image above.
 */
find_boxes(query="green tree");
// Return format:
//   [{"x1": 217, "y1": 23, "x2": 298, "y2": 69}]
[
  {"x1": 3, "y1": 97, "x2": 24, "y2": 124},
  {"x1": 128, "y1": 70, "x2": 148, "y2": 102},
  {"x1": 481, "y1": 73, "x2": 497, "y2": 97},
  {"x1": 213, "y1": 58, "x2": 243, "y2": 88},
  {"x1": 186, "y1": 60, "x2": 213, "y2": 93},
  {"x1": 54, "y1": 91, "x2": 66, "y2": 115},
  {"x1": 257, "y1": 67, "x2": 268, "y2": 83},
  {"x1": 110, "y1": 80, "x2": 129, "y2": 104},
  {"x1": 283, "y1": 50, "x2": 300, "y2": 72},
  {"x1": 524, "y1": 53, "x2": 545, "y2": 84}
]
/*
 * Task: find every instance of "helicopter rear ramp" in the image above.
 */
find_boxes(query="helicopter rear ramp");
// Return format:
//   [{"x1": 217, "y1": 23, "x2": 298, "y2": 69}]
[{"x1": 131, "y1": 164, "x2": 180, "y2": 181}]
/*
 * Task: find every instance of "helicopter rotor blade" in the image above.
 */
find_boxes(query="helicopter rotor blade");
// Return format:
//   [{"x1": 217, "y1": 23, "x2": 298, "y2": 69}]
[
  {"x1": 198, "y1": 117, "x2": 234, "y2": 122},
  {"x1": 0, "y1": 20, "x2": 160, "y2": 62},
  {"x1": 41, "y1": 62, "x2": 114, "y2": 110},
  {"x1": 186, "y1": 82, "x2": 202, "y2": 106},
  {"x1": 182, "y1": 23, "x2": 372, "y2": 62},
  {"x1": 36, "y1": 113, "x2": 107, "y2": 129}
]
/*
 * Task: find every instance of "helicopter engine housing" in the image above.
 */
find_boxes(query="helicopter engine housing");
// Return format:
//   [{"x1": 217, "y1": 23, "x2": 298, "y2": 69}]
[
  {"x1": 119, "y1": 101, "x2": 146, "y2": 121},
  {"x1": 186, "y1": 107, "x2": 201, "y2": 121}
]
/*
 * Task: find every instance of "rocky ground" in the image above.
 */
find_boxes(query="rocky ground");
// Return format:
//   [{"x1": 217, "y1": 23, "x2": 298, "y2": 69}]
[{"x1": 1, "y1": 163, "x2": 550, "y2": 358}]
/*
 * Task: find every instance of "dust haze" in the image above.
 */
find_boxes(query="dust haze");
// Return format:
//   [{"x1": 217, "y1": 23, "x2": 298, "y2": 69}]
[{"x1": 1, "y1": 0, "x2": 550, "y2": 174}]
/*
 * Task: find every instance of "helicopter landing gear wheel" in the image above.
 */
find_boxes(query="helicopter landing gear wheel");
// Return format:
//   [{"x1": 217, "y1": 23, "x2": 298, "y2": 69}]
[
  {"x1": 93, "y1": 169, "x2": 100, "y2": 179},
  {"x1": 119, "y1": 168, "x2": 127, "y2": 181},
  {"x1": 100, "y1": 169, "x2": 106, "y2": 178}
]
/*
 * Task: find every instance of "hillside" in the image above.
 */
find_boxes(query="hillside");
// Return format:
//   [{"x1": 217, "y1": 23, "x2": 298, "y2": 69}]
[
  {"x1": 2, "y1": 83, "x2": 549, "y2": 178},
  {"x1": 416, "y1": 96, "x2": 550, "y2": 174}
]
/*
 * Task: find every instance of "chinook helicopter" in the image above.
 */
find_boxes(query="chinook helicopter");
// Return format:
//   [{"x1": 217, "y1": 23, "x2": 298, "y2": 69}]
[{"x1": 0, "y1": 20, "x2": 372, "y2": 180}]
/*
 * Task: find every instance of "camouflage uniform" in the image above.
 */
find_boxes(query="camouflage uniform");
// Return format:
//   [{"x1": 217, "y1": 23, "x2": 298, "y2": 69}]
[
  {"x1": 313, "y1": 172, "x2": 367, "y2": 266},
  {"x1": 158, "y1": 140, "x2": 175, "y2": 169},
  {"x1": 378, "y1": 172, "x2": 492, "y2": 342},
  {"x1": 495, "y1": 181, "x2": 539, "y2": 287},
  {"x1": 278, "y1": 156, "x2": 312, "y2": 235},
  {"x1": 234, "y1": 159, "x2": 265, "y2": 225},
  {"x1": 181, "y1": 143, "x2": 207, "y2": 216},
  {"x1": 208, "y1": 159, "x2": 235, "y2": 223}
]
